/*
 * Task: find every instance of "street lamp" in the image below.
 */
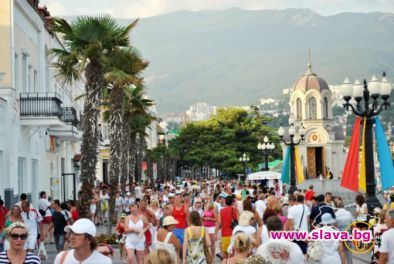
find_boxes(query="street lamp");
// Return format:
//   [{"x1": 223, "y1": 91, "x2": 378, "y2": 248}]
[
  {"x1": 239, "y1": 153, "x2": 250, "y2": 181},
  {"x1": 278, "y1": 117, "x2": 306, "y2": 194},
  {"x1": 341, "y1": 72, "x2": 392, "y2": 212},
  {"x1": 258, "y1": 136, "x2": 275, "y2": 171}
]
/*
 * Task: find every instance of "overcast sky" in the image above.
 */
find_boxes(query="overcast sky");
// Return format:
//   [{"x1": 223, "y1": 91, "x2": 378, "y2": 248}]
[{"x1": 41, "y1": 0, "x2": 394, "y2": 18}]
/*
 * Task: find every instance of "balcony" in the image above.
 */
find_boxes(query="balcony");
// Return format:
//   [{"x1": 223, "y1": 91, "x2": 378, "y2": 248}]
[
  {"x1": 48, "y1": 106, "x2": 82, "y2": 141},
  {"x1": 20, "y1": 92, "x2": 64, "y2": 127}
]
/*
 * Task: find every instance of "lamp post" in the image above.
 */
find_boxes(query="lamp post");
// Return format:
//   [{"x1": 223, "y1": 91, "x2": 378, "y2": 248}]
[
  {"x1": 239, "y1": 153, "x2": 250, "y2": 181},
  {"x1": 278, "y1": 116, "x2": 306, "y2": 194},
  {"x1": 341, "y1": 73, "x2": 392, "y2": 212},
  {"x1": 258, "y1": 136, "x2": 275, "y2": 171}
]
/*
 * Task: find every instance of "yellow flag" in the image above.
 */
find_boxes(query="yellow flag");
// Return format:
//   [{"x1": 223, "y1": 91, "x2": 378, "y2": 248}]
[
  {"x1": 359, "y1": 117, "x2": 367, "y2": 192},
  {"x1": 294, "y1": 146, "x2": 305, "y2": 184}
]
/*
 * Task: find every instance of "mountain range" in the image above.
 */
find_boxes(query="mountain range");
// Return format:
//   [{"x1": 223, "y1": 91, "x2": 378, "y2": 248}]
[{"x1": 118, "y1": 8, "x2": 394, "y2": 113}]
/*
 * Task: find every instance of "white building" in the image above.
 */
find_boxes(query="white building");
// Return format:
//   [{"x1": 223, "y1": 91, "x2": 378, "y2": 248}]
[
  {"x1": 286, "y1": 58, "x2": 346, "y2": 179},
  {"x1": 186, "y1": 102, "x2": 217, "y2": 121},
  {"x1": 0, "y1": 0, "x2": 84, "y2": 207}
]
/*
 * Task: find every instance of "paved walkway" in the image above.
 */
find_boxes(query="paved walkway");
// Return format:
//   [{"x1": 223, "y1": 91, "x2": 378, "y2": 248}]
[{"x1": 41, "y1": 225, "x2": 370, "y2": 264}]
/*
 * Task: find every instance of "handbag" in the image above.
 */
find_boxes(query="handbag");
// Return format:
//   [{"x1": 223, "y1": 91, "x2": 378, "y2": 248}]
[
  {"x1": 307, "y1": 240, "x2": 323, "y2": 261},
  {"x1": 202, "y1": 228, "x2": 213, "y2": 264},
  {"x1": 230, "y1": 208, "x2": 238, "y2": 229}
]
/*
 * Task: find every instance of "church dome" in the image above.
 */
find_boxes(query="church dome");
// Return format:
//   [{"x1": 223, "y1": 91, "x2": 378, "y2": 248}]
[{"x1": 294, "y1": 57, "x2": 329, "y2": 92}]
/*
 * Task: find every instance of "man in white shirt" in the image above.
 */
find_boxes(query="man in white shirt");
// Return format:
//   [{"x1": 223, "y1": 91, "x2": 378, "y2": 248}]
[
  {"x1": 134, "y1": 185, "x2": 142, "y2": 200},
  {"x1": 115, "y1": 191, "x2": 124, "y2": 220},
  {"x1": 54, "y1": 219, "x2": 111, "y2": 264},
  {"x1": 379, "y1": 209, "x2": 394, "y2": 264},
  {"x1": 21, "y1": 201, "x2": 42, "y2": 251},
  {"x1": 255, "y1": 193, "x2": 266, "y2": 219},
  {"x1": 257, "y1": 215, "x2": 305, "y2": 263},
  {"x1": 124, "y1": 192, "x2": 132, "y2": 215},
  {"x1": 38, "y1": 191, "x2": 52, "y2": 242},
  {"x1": 334, "y1": 197, "x2": 354, "y2": 264},
  {"x1": 287, "y1": 194, "x2": 310, "y2": 255}
]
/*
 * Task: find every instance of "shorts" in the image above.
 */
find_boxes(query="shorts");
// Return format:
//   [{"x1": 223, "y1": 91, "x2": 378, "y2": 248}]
[
  {"x1": 173, "y1": 228, "x2": 185, "y2": 245},
  {"x1": 125, "y1": 240, "x2": 145, "y2": 251},
  {"x1": 24, "y1": 234, "x2": 37, "y2": 250},
  {"x1": 90, "y1": 204, "x2": 96, "y2": 214},
  {"x1": 205, "y1": 226, "x2": 216, "y2": 234},
  {"x1": 221, "y1": 236, "x2": 232, "y2": 253},
  {"x1": 42, "y1": 216, "x2": 52, "y2": 224}
]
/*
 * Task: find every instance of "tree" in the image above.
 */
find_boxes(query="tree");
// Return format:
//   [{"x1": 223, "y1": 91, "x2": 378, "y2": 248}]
[
  {"x1": 49, "y1": 15, "x2": 136, "y2": 217},
  {"x1": 104, "y1": 47, "x2": 148, "y2": 233},
  {"x1": 170, "y1": 107, "x2": 280, "y2": 178}
]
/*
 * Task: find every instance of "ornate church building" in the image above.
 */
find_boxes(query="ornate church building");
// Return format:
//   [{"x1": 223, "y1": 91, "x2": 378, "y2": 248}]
[{"x1": 289, "y1": 57, "x2": 346, "y2": 179}]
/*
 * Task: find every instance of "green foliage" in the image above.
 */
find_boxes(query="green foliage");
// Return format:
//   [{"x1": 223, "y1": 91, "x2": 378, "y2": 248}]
[{"x1": 169, "y1": 107, "x2": 282, "y2": 177}]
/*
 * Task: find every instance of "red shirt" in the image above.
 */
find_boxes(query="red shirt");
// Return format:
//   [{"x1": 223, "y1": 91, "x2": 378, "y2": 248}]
[
  {"x1": 71, "y1": 209, "x2": 79, "y2": 222},
  {"x1": 305, "y1": 190, "x2": 315, "y2": 201},
  {"x1": 0, "y1": 206, "x2": 9, "y2": 232},
  {"x1": 172, "y1": 205, "x2": 187, "y2": 228},
  {"x1": 220, "y1": 206, "x2": 237, "y2": 237}
]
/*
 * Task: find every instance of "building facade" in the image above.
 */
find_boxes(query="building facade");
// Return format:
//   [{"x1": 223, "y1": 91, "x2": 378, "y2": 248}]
[
  {"x1": 0, "y1": 0, "x2": 84, "y2": 207},
  {"x1": 287, "y1": 58, "x2": 346, "y2": 179}
]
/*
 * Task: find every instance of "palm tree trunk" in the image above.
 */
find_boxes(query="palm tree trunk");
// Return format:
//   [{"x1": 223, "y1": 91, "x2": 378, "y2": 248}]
[
  {"x1": 128, "y1": 133, "x2": 137, "y2": 190},
  {"x1": 107, "y1": 86, "x2": 123, "y2": 235},
  {"x1": 120, "y1": 113, "x2": 130, "y2": 194},
  {"x1": 78, "y1": 60, "x2": 103, "y2": 218}
]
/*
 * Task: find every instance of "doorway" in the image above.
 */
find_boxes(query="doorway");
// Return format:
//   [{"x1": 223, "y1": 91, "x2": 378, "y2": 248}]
[{"x1": 307, "y1": 147, "x2": 325, "y2": 178}]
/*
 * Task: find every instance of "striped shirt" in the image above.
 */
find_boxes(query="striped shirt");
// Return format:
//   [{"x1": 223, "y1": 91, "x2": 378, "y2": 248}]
[{"x1": 0, "y1": 252, "x2": 41, "y2": 263}]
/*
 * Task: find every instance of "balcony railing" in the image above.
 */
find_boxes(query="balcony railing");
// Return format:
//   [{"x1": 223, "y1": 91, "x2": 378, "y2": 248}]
[
  {"x1": 61, "y1": 107, "x2": 79, "y2": 126},
  {"x1": 20, "y1": 92, "x2": 63, "y2": 118}
]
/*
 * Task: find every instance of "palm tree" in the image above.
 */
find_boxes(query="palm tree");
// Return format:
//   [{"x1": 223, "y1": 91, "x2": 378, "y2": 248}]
[
  {"x1": 123, "y1": 86, "x2": 154, "y2": 188},
  {"x1": 104, "y1": 47, "x2": 148, "y2": 232},
  {"x1": 49, "y1": 16, "x2": 137, "y2": 216}
]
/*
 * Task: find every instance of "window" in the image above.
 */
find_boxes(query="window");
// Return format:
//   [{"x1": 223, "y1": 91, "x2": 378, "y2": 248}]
[
  {"x1": 18, "y1": 158, "x2": 26, "y2": 194},
  {"x1": 14, "y1": 53, "x2": 19, "y2": 91},
  {"x1": 33, "y1": 70, "x2": 38, "y2": 92},
  {"x1": 296, "y1": 98, "x2": 302, "y2": 120},
  {"x1": 22, "y1": 54, "x2": 27, "y2": 92},
  {"x1": 323, "y1": 97, "x2": 329, "y2": 119},
  {"x1": 308, "y1": 97, "x2": 317, "y2": 119},
  {"x1": 31, "y1": 159, "x2": 38, "y2": 205}
]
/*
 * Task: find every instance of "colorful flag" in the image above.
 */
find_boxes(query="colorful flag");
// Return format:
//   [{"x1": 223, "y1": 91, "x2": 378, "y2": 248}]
[
  {"x1": 359, "y1": 117, "x2": 367, "y2": 192},
  {"x1": 294, "y1": 146, "x2": 305, "y2": 184},
  {"x1": 375, "y1": 117, "x2": 394, "y2": 190},
  {"x1": 341, "y1": 116, "x2": 362, "y2": 192},
  {"x1": 281, "y1": 146, "x2": 291, "y2": 184}
]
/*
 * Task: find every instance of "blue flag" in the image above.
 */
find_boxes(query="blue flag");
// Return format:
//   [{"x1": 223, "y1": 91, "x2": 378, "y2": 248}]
[
  {"x1": 375, "y1": 117, "x2": 394, "y2": 190},
  {"x1": 281, "y1": 147, "x2": 291, "y2": 184}
]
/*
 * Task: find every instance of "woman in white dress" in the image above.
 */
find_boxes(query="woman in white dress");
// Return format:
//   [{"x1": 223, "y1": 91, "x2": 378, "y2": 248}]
[
  {"x1": 149, "y1": 199, "x2": 162, "y2": 251},
  {"x1": 124, "y1": 203, "x2": 151, "y2": 264}
]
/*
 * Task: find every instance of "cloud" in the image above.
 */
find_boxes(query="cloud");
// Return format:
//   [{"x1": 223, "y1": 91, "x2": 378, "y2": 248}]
[{"x1": 40, "y1": 0, "x2": 394, "y2": 18}]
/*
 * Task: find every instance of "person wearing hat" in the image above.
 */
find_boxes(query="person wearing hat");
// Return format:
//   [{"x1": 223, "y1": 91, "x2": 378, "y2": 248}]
[
  {"x1": 154, "y1": 216, "x2": 181, "y2": 263},
  {"x1": 124, "y1": 192, "x2": 132, "y2": 215},
  {"x1": 188, "y1": 197, "x2": 204, "y2": 217},
  {"x1": 383, "y1": 193, "x2": 394, "y2": 210},
  {"x1": 310, "y1": 213, "x2": 345, "y2": 264},
  {"x1": 54, "y1": 218, "x2": 111, "y2": 264}
]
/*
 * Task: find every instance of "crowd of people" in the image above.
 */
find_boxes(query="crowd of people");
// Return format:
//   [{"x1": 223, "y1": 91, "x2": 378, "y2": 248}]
[{"x1": 0, "y1": 179, "x2": 394, "y2": 264}]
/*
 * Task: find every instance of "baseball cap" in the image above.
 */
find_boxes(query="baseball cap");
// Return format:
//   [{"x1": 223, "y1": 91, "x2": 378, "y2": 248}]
[
  {"x1": 163, "y1": 216, "x2": 179, "y2": 226},
  {"x1": 126, "y1": 192, "x2": 131, "y2": 196},
  {"x1": 64, "y1": 218, "x2": 96, "y2": 237},
  {"x1": 219, "y1": 192, "x2": 228, "y2": 198},
  {"x1": 168, "y1": 193, "x2": 175, "y2": 198}
]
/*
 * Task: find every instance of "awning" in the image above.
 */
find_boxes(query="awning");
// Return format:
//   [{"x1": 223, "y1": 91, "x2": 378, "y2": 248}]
[{"x1": 247, "y1": 171, "x2": 281, "y2": 181}]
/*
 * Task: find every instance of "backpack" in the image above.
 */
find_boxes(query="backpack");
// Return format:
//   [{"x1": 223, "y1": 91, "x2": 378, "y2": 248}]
[
  {"x1": 307, "y1": 240, "x2": 323, "y2": 261},
  {"x1": 154, "y1": 232, "x2": 177, "y2": 263}
]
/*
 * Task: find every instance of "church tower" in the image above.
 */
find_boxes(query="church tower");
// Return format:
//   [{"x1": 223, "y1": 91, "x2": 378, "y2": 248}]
[{"x1": 289, "y1": 52, "x2": 345, "y2": 179}]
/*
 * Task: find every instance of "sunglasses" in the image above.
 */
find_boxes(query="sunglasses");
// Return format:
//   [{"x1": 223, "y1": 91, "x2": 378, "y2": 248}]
[
  {"x1": 10, "y1": 233, "x2": 28, "y2": 241},
  {"x1": 100, "y1": 251, "x2": 112, "y2": 256}
]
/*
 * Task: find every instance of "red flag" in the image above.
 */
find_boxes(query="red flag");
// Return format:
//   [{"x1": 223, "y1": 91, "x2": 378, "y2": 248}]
[{"x1": 341, "y1": 116, "x2": 361, "y2": 192}]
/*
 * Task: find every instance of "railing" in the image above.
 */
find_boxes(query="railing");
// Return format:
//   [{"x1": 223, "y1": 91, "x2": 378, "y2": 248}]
[
  {"x1": 61, "y1": 107, "x2": 79, "y2": 126},
  {"x1": 20, "y1": 92, "x2": 63, "y2": 118}
]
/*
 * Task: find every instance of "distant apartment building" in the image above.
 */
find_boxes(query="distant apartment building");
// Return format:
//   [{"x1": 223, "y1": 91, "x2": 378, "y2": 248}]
[
  {"x1": 0, "y1": 0, "x2": 84, "y2": 206},
  {"x1": 185, "y1": 102, "x2": 217, "y2": 121}
]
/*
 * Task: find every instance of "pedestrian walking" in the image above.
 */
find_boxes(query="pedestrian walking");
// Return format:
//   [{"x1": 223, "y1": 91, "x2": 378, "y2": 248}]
[
  {"x1": 54, "y1": 218, "x2": 111, "y2": 264},
  {"x1": 51, "y1": 200, "x2": 69, "y2": 252},
  {"x1": 0, "y1": 222, "x2": 41, "y2": 263},
  {"x1": 20, "y1": 201, "x2": 42, "y2": 252}
]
